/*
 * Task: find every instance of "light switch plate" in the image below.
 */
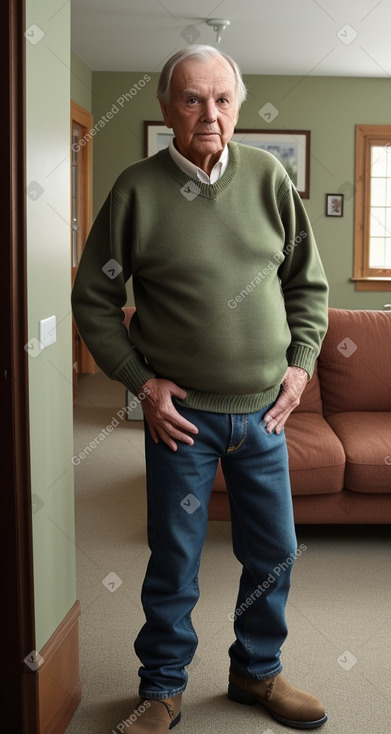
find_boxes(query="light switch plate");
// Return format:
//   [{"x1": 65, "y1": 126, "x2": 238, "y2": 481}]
[{"x1": 39, "y1": 315, "x2": 56, "y2": 350}]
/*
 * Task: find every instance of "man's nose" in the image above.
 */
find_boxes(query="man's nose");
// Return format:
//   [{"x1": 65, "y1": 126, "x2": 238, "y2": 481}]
[{"x1": 200, "y1": 99, "x2": 217, "y2": 122}]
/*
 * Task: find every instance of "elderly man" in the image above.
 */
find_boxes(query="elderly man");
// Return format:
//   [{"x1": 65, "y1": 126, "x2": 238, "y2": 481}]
[{"x1": 72, "y1": 45, "x2": 329, "y2": 731}]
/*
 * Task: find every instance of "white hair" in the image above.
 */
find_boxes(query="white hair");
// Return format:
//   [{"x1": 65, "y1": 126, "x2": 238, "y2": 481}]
[{"x1": 157, "y1": 45, "x2": 247, "y2": 109}]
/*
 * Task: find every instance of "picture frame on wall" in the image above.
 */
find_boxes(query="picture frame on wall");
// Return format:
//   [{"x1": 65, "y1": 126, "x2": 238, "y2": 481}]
[
  {"x1": 143, "y1": 122, "x2": 311, "y2": 198},
  {"x1": 233, "y1": 129, "x2": 310, "y2": 198},
  {"x1": 144, "y1": 122, "x2": 174, "y2": 158},
  {"x1": 326, "y1": 193, "x2": 344, "y2": 217}
]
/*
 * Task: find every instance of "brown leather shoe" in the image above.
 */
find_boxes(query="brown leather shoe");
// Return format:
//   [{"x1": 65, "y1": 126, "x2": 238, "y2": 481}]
[
  {"x1": 228, "y1": 671, "x2": 327, "y2": 729},
  {"x1": 121, "y1": 694, "x2": 182, "y2": 732}
]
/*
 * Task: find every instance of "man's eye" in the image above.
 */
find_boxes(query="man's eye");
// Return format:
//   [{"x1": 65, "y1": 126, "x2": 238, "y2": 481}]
[
  {"x1": 187, "y1": 98, "x2": 198, "y2": 105},
  {"x1": 218, "y1": 98, "x2": 228, "y2": 104}
]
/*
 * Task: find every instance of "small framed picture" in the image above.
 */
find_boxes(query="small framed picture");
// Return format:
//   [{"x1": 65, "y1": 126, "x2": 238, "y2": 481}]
[{"x1": 326, "y1": 193, "x2": 344, "y2": 217}]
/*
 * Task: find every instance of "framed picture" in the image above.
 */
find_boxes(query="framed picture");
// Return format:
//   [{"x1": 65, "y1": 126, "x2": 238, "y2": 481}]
[
  {"x1": 233, "y1": 129, "x2": 310, "y2": 198},
  {"x1": 144, "y1": 122, "x2": 174, "y2": 157},
  {"x1": 326, "y1": 193, "x2": 344, "y2": 217},
  {"x1": 144, "y1": 122, "x2": 311, "y2": 198}
]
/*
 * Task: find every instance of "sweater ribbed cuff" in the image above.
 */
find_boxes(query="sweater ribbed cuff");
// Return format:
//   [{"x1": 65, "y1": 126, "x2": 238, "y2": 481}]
[
  {"x1": 114, "y1": 359, "x2": 157, "y2": 397},
  {"x1": 287, "y1": 344, "x2": 317, "y2": 378}
]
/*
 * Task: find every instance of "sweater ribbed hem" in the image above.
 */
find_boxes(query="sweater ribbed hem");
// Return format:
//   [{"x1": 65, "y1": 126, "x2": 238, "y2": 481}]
[
  {"x1": 179, "y1": 384, "x2": 281, "y2": 414},
  {"x1": 287, "y1": 344, "x2": 317, "y2": 378},
  {"x1": 114, "y1": 360, "x2": 156, "y2": 396}
]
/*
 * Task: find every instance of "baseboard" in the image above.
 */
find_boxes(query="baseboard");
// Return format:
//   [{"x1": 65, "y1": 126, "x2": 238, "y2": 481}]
[{"x1": 37, "y1": 600, "x2": 81, "y2": 734}]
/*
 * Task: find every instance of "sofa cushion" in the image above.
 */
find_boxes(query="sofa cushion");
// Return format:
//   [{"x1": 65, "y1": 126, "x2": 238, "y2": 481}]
[
  {"x1": 318, "y1": 308, "x2": 391, "y2": 416},
  {"x1": 284, "y1": 412, "x2": 345, "y2": 495},
  {"x1": 292, "y1": 361, "x2": 322, "y2": 414},
  {"x1": 327, "y1": 412, "x2": 391, "y2": 493},
  {"x1": 210, "y1": 412, "x2": 345, "y2": 498}
]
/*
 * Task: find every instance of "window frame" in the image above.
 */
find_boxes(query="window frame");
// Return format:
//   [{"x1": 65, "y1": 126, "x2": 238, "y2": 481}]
[{"x1": 352, "y1": 124, "x2": 391, "y2": 291}]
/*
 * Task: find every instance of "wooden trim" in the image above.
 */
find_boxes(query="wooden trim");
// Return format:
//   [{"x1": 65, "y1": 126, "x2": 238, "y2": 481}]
[
  {"x1": 363, "y1": 134, "x2": 391, "y2": 279},
  {"x1": 71, "y1": 100, "x2": 95, "y2": 376},
  {"x1": 351, "y1": 280, "x2": 391, "y2": 292},
  {"x1": 353, "y1": 124, "x2": 391, "y2": 290},
  {"x1": 37, "y1": 601, "x2": 81, "y2": 734},
  {"x1": 353, "y1": 126, "x2": 365, "y2": 279},
  {"x1": 71, "y1": 100, "x2": 93, "y2": 247},
  {"x1": 71, "y1": 99, "x2": 93, "y2": 130}
]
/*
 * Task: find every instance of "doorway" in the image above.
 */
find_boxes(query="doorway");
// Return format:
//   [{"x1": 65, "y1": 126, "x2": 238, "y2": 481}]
[
  {"x1": 1, "y1": 0, "x2": 37, "y2": 729},
  {"x1": 71, "y1": 100, "x2": 95, "y2": 402}
]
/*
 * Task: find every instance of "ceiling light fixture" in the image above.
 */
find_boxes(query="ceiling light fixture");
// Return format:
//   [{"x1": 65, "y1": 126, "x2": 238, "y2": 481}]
[{"x1": 205, "y1": 18, "x2": 231, "y2": 44}]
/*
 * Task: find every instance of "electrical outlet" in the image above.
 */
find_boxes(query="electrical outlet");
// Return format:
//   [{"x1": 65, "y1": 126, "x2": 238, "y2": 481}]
[{"x1": 39, "y1": 315, "x2": 56, "y2": 350}]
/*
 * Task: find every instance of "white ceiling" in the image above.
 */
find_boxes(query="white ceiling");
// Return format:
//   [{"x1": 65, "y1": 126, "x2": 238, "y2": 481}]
[{"x1": 71, "y1": 0, "x2": 391, "y2": 77}]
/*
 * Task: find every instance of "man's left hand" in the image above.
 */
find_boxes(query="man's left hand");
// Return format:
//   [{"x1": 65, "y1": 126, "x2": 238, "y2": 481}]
[{"x1": 263, "y1": 366, "x2": 308, "y2": 435}]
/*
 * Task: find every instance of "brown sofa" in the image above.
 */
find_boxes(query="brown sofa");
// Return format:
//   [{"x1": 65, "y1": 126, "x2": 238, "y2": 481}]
[{"x1": 209, "y1": 308, "x2": 391, "y2": 524}]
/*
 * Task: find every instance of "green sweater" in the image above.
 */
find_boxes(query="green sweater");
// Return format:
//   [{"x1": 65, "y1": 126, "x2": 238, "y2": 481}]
[{"x1": 72, "y1": 142, "x2": 328, "y2": 413}]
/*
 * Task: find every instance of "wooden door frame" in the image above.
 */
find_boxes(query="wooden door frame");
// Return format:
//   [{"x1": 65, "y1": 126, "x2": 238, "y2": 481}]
[
  {"x1": 71, "y1": 100, "x2": 95, "y2": 377},
  {"x1": 1, "y1": 0, "x2": 38, "y2": 730}
]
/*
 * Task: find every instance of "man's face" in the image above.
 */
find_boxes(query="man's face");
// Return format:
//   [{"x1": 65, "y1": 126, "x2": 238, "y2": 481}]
[{"x1": 160, "y1": 55, "x2": 239, "y2": 174}]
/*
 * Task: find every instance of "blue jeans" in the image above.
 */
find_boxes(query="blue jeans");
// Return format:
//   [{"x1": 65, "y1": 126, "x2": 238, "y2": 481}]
[{"x1": 134, "y1": 402, "x2": 297, "y2": 698}]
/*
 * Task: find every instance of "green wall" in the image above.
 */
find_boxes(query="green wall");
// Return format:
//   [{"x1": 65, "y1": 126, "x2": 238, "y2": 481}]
[
  {"x1": 91, "y1": 71, "x2": 391, "y2": 309},
  {"x1": 71, "y1": 51, "x2": 92, "y2": 112},
  {"x1": 26, "y1": 0, "x2": 76, "y2": 651}
]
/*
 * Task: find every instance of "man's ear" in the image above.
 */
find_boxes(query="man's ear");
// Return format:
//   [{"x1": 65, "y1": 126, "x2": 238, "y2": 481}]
[{"x1": 159, "y1": 99, "x2": 172, "y2": 129}]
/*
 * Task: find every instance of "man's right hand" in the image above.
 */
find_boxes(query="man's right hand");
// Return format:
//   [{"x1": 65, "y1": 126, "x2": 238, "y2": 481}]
[{"x1": 139, "y1": 378, "x2": 199, "y2": 452}]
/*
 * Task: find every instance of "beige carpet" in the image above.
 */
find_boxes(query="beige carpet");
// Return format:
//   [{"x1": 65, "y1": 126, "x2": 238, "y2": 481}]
[{"x1": 66, "y1": 371, "x2": 391, "y2": 734}]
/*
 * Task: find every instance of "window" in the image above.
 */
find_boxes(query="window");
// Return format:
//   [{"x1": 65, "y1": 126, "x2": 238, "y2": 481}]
[{"x1": 353, "y1": 124, "x2": 391, "y2": 291}]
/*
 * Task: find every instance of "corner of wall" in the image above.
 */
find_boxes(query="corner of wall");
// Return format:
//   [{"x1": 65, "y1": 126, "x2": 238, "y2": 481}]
[{"x1": 71, "y1": 50, "x2": 93, "y2": 113}]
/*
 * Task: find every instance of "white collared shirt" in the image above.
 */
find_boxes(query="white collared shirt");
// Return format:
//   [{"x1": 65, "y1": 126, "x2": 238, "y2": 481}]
[{"x1": 168, "y1": 137, "x2": 229, "y2": 184}]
